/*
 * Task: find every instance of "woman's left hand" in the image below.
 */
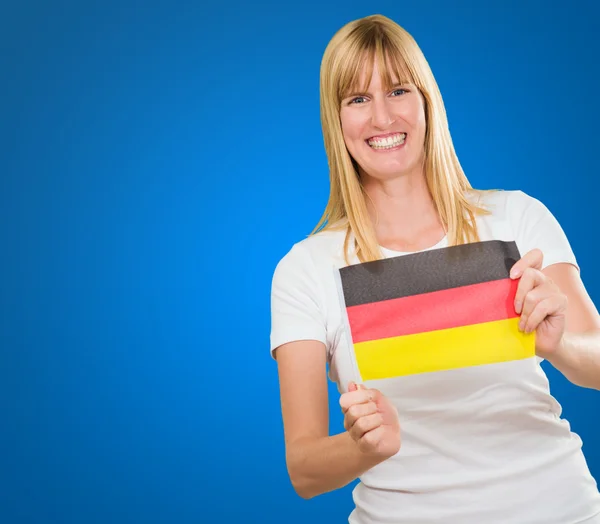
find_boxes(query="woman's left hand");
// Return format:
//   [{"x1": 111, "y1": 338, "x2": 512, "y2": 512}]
[{"x1": 510, "y1": 248, "x2": 568, "y2": 359}]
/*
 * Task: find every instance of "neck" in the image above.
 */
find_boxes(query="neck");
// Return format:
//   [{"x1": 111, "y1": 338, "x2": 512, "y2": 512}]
[{"x1": 361, "y1": 169, "x2": 445, "y2": 251}]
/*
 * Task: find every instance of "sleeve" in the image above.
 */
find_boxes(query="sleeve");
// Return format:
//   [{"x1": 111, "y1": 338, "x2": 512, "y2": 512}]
[
  {"x1": 269, "y1": 243, "x2": 327, "y2": 359},
  {"x1": 508, "y1": 191, "x2": 579, "y2": 272}
]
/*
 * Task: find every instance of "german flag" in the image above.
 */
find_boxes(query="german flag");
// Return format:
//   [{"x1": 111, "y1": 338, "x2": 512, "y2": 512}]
[{"x1": 338, "y1": 240, "x2": 535, "y2": 381}]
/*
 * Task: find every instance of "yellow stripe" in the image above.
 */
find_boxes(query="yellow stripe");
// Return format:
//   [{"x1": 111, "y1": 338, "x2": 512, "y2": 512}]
[{"x1": 354, "y1": 317, "x2": 535, "y2": 381}]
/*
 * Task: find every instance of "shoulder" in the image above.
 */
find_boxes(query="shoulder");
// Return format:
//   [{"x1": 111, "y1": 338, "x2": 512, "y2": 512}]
[
  {"x1": 468, "y1": 188, "x2": 576, "y2": 269},
  {"x1": 272, "y1": 228, "x2": 347, "y2": 282},
  {"x1": 467, "y1": 188, "x2": 552, "y2": 222}
]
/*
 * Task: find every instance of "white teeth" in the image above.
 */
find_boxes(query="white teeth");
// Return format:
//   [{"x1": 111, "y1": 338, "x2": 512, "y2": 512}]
[{"x1": 368, "y1": 133, "x2": 406, "y2": 149}]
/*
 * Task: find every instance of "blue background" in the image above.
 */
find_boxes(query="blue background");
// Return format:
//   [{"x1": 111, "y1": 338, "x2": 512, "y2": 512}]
[{"x1": 1, "y1": 1, "x2": 599, "y2": 522}]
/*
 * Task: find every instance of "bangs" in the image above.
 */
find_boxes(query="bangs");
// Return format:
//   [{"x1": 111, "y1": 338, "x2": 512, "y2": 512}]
[{"x1": 336, "y1": 28, "x2": 416, "y2": 101}]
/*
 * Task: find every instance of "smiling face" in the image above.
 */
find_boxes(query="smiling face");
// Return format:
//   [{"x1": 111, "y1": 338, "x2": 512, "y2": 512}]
[{"x1": 339, "y1": 58, "x2": 427, "y2": 182}]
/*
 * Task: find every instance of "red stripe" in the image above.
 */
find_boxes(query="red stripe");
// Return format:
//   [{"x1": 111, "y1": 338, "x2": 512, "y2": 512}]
[{"x1": 346, "y1": 278, "x2": 519, "y2": 343}]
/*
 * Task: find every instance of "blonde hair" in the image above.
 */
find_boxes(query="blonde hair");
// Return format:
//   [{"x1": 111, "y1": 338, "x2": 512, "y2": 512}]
[{"x1": 312, "y1": 14, "x2": 490, "y2": 264}]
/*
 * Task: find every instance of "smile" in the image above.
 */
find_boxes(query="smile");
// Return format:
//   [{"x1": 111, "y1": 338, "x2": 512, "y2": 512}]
[{"x1": 367, "y1": 132, "x2": 406, "y2": 150}]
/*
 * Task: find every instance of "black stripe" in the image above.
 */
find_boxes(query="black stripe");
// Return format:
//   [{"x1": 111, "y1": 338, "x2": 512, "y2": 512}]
[{"x1": 339, "y1": 240, "x2": 521, "y2": 307}]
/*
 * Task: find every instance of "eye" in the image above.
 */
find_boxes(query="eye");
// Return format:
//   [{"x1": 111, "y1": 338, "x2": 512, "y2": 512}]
[
  {"x1": 349, "y1": 96, "x2": 367, "y2": 105},
  {"x1": 391, "y1": 88, "x2": 408, "y2": 96}
]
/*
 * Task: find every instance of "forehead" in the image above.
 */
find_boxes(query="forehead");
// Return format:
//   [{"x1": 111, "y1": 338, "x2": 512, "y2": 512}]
[
  {"x1": 355, "y1": 60, "x2": 400, "y2": 88},
  {"x1": 343, "y1": 50, "x2": 414, "y2": 96}
]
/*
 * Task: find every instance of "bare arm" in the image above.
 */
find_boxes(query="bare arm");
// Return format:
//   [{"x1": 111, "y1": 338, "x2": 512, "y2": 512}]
[
  {"x1": 275, "y1": 340, "x2": 389, "y2": 499},
  {"x1": 543, "y1": 263, "x2": 600, "y2": 390}
]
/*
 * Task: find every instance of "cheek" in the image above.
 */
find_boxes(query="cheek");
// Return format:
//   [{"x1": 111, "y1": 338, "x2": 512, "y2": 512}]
[
  {"x1": 412, "y1": 105, "x2": 427, "y2": 134},
  {"x1": 401, "y1": 109, "x2": 426, "y2": 146},
  {"x1": 416, "y1": 109, "x2": 427, "y2": 132},
  {"x1": 340, "y1": 112, "x2": 365, "y2": 141},
  {"x1": 401, "y1": 95, "x2": 427, "y2": 134}
]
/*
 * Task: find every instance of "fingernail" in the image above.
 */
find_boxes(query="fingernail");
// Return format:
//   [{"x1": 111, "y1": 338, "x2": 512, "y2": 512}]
[
  {"x1": 515, "y1": 301, "x2": 521, "y2": 314},
  {"x1": 510, "y1": 268, "x2": 521, "y2": 279}
]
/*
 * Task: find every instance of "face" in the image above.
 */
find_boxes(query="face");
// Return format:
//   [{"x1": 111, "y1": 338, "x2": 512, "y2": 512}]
[{"x1": 339, "y1": 59, "x2": 427, "y2": 182}]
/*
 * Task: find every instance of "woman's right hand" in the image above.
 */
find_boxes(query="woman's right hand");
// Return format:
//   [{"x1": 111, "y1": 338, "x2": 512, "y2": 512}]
[{"x1": 340, "y1": 382, "x2": 401, "y2": 458}]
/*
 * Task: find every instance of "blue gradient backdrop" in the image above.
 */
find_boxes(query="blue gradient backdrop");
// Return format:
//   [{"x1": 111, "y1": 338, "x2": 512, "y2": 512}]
[{"x1": 1, "y1": 1, "x2": 599, "y2": 523}]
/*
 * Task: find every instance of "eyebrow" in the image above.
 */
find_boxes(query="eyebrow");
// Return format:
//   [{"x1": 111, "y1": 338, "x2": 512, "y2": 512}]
[{"x1": 343, "y1": 82, "x2": 409, "y2": 99}]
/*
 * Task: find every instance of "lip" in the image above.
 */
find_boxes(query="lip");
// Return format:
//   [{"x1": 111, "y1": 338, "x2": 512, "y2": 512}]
[
  {"x1": 366, "y1": 131, "x2": 407, "y2": 141},
  {"x1": 367, "y1": 141, "x2": 406, "y2": 152},
  {"x1": 365, "y1": 132, "x2": 407, "y2": 151}
]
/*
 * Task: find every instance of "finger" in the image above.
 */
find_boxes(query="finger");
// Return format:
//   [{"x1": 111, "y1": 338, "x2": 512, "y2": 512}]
[
  {"x1": 514, "y1": 267, "x2": 546, "y2": 314},
  {"x1": 518, "y1": 285, "x2": 547, "y2": 330},
  {"x1": 510, "y1": 248, "x2": 544, "y2": 279},
  {"x1": 518, "y1": 276, "x2": 557, "y2": 329},
  {"x1": 523, "y1": 296, "x2": 565, "y2": 334},
  {"x1": 367, "y1": 388, "x2": 382, "y2": 401},
  {"x1": 358, "y1": 425, "x2": 385, "y2": 453},
  {"x1": 348, "y1": 381, "x2": 358, "y2": 392},
  {"x1": 344, "y1": 401, "x2": 378, "y2": 431},
  {"x1": 340, "y1": 388, "x2": 373, "y2": 413},
  {"x1": 349, "y1": 412, "x2": 384, "y2": 441}
]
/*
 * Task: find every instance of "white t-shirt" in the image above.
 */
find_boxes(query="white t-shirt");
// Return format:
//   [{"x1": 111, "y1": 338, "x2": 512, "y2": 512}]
[{"x1": 270, "y1": 189, "x2": 600, "y2": 524}]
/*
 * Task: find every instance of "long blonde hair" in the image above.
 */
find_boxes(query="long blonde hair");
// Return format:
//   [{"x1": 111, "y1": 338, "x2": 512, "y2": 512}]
[{"x1": 312, "y1": 14, "x2": 490, "y2": 264}]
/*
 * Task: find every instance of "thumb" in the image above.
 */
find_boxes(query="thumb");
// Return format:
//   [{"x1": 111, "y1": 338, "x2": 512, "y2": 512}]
[{"x1": 348, "y1": 381, "x2": 358, "y2": 392}]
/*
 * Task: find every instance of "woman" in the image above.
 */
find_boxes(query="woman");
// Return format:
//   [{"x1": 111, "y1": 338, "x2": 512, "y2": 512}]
[{"x1": 270, "y1": 14, "x2": 600, "y2": 524}]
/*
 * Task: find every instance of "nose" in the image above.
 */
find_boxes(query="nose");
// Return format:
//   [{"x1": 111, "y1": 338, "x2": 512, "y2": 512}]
[{"x1": 371, "y1": 97, "x2": 395, "y2": 129}]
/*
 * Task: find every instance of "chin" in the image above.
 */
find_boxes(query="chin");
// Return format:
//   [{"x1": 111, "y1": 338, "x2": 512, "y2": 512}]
[{"x1": 362, "y1": 163, "x2": 413, "y2": 179}]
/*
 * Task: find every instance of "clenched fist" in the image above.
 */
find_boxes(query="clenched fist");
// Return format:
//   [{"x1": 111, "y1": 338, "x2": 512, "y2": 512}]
[{"x1": 340, "y1": 382, "x2": 401, "y2": 458}]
